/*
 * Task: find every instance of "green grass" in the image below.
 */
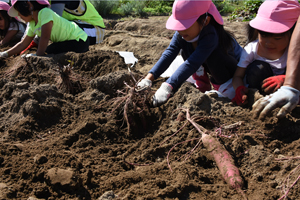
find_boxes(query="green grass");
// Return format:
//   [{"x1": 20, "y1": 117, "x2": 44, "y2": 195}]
[
  {"x1": 91, "y1": 0, "x2": 263, "y2": 20},
  {"x1": 229, "y1": 0, "x2": 263, "y2": 21}
]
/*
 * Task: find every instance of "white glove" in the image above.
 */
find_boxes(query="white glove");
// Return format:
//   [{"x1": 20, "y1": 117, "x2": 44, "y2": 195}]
[
  {"x1": 0, "y1": 51, "x2": 8, "y2": 58},
  {"x1": 152, "y1": 82, "x2": 173, "y2": 107},
  {"x1": 252, "y1": 86, "x2": 300, "y2": 119},
  {"x1": 21, "y1": 53, "x2": 37, "y2": 58},
  {"x1": 136, "y1": 79, "x2": 152, "y2": 91}
]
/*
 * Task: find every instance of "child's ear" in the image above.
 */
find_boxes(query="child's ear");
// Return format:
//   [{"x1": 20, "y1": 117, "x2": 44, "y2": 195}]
[
  {"x1": 205, "y1": 16, "x2": 211, "y2": 26},
  {"x1": 27, "y1": 1, "x2": 33, "y2": 10}
]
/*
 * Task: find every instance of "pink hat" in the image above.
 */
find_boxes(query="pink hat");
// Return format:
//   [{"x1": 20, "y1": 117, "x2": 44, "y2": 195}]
[
  {"x1": 8, "y1": 0, "x2": 50, "y2": 17},
  {"x1": 0, "y1": 1, "x2": 10, "y2": 11},
  {"x1": 166, "y1": 0, "x2": 223, "y2": 31},
  {"x1": 250, "y1": 0, "x2": 300, "y2": 33}
]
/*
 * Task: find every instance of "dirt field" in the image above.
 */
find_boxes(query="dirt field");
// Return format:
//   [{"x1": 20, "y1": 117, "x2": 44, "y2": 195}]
[{"x1": 1, "y1": 16, "x2": 300, "y2": 200}]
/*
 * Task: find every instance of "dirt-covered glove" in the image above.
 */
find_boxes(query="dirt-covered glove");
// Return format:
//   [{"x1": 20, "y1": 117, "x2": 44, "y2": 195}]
[
  {"x1": 152, "y1": 82, "x2": 173, "y2": 107},
  {"x1": 232, "y1": 85, "x2": 248, "y2": 106},
  {"x1": 262, "y1": 75, "x2": 285, "y2": 94},
  {"x1": 252, "y1": 86, "x2": 300, "y2": 119},
  {"x1": 136, "y1": 79, "x2": 152, "y2": 91},
  {"x1": 0, "y1": 51, "x2": 8, "y2": 58}
]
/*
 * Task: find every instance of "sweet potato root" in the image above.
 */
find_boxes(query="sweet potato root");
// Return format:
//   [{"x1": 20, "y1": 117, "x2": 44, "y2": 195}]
[
  {"x1": 202, "y1": 132, "x2": 247, "y2": 200},
  {"x1": 175, "y1": 108, "x2": 247, "y2": 199}
]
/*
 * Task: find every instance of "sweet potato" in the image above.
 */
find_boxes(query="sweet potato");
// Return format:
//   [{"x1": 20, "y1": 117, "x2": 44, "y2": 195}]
[
  {"x1": 202, "y1": 133, "x2": 247, "y2": 200},
  {"x1": 178, "y1": 108, "x2": 247, "y2": 199}
]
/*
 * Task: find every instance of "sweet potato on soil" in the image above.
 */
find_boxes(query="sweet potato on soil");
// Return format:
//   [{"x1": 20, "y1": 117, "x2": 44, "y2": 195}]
[
  {"x1": 181, "y1": 108, "x2": 247, "y2": 199},
  {"x1": 202, "y1": 132, "x2": 247, "y2": 200}
]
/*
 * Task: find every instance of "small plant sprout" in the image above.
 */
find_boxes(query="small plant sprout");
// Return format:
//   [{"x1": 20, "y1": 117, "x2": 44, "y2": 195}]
[{"x1": 54, "y1": 61, "x2": 88, "y2": 94}]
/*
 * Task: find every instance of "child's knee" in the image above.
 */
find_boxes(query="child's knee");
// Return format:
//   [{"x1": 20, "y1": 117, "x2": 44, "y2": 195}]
[{"x1": 246, "y1": 60, "x2": 273, "y2": 89}]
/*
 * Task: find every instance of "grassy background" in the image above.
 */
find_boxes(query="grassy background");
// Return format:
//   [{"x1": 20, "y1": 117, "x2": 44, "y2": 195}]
[{"x1": 90, "y1": 0, "x2": 263, "y2": 21}]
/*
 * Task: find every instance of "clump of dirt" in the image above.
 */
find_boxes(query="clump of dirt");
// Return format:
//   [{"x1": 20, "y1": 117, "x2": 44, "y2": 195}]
[{"x1": 0, "y1": 16, "x2": 300, "y2": 200}]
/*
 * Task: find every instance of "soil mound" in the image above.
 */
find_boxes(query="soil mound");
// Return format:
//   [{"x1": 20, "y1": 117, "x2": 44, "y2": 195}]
[{"x1": 0, "y1": 16, "x2": 300, "y2": 200}]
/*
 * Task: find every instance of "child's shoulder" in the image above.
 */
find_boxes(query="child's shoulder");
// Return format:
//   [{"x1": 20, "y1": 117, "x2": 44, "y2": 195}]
[
  {"x1": 245, "y1": 40, "x2": 258, "y2": 49},
  {"x1": 8, "y1": 21, "x2": 19, "y2": 29}
]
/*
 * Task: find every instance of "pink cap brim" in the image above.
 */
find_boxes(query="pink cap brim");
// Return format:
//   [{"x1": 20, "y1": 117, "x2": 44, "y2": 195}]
[
  {"x1": 250, "y1": 18, "x2": 294, "y2": 33},
  {"x1": 8, "y1": 7, "x2": 18, "y2": 17},
  {"x1": 166, "y1": 14, "x2": 197, "y2": 31},
  {"x1": 208, "y1": 3, "x2": 223, "y2": 25}
]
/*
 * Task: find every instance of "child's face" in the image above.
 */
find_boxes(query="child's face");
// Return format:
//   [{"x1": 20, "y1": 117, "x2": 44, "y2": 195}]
[
  {"x1": 258, "y1": 32, "x2": 290, "y2": 59},
  {"x1": 178, "y1": 20, "x2": 203, "y2": 42},
  {"x1": 0, "y1": 13, "x2": 6, "y2": 30}
]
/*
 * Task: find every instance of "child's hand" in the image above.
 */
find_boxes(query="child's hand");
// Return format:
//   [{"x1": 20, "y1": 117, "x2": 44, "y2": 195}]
[
  {"x1": 0, "y1": 51, "x2": 8, "y2": 58},
  {"x1": 152, "y1": 82, "x2": 173, "y2": 107},
  {"x1": 262, "y1": 75, "x2": 285, "y2": 94},
  {"x1": 136, "y1": 79, "x2": 152, "y2": 92},
  {"x1": 253, "y1": 86, "x2": 300, "y2": 119},
  {"x1": 232, "y1": 85, "x2": 248, "y2": 106}
]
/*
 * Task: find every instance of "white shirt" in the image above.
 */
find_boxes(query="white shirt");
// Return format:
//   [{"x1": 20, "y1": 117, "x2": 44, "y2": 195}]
[
  {"x1": 8, "y1": 21, "x2": 26, "y2": 39},
  {"x1": 237, "y1": 40, "x2": 287, "y2": 75}
]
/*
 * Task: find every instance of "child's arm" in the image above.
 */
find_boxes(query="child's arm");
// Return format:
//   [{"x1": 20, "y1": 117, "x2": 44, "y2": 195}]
[
  {"x1": 232, "y1": 67, "x2": 248, "y2": 106},
  {"x1": 36, "y1": 21, "x2": 53, "y2": 56},
  {"x1": 232, "y1": 67, "x2": 246, "y2": 90},
  {"x1": 5, "y1": 35, "x2": 33, "y2": 56},
  {"x1": 0, "y1": 30, "x2": 19, "y2": 46}
]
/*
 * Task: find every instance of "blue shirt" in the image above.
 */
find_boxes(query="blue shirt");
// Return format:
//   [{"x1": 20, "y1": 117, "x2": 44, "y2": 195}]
[{"x1": 149, "y1": 24, "x2": 242, "y2": 90}]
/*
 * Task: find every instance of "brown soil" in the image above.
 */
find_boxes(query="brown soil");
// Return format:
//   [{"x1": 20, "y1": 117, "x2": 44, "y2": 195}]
[{"x1": 0, "y1": 16, "x2": 300, "y2": 200}]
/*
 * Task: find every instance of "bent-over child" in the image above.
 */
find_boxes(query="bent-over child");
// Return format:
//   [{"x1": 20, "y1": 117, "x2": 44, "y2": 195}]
[
  {"x1": 0, "y1": 0, "x2": 89, "y2": 58},
  {"x1": 232, "y1": 0, "x2": 300, "y2": 106},
  {"x1": 137, "y1": 0, "x2": 242, "y2": 107},
  {"x1": 22, "y1": 0, "x2": 105, "y2": 54}
]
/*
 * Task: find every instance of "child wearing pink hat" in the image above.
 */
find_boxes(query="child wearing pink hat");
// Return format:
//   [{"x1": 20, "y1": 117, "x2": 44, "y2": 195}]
[
  {"x1": 0, "y1": 0, "x2": 89, "y2": 58},
  {"x1": 21, "y1": 0, "x2": 106, "y2": 55},
  {"x1": 137, "y1": 0, "x2": 242, "y2": 107},
  {"x1": 0, "y1": 1, "x2": 26, "y2": 46},
  {"x1": 232, "y1": 0, "x2": 300, "y2": 106}
]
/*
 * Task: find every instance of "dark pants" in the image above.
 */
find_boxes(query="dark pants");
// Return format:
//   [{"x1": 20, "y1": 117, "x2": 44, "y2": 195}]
[
  {"x1": 204, "y1": 47, "x2": 239, "y2": 85},
  {"x1": 46, "y1": 38, "x2": 90, "y2": 54},
  {"x1": 245, "y1": 60, "x2": 275, "y2": 93},
  {"x1": 163, "y1": 47, "x2": 239, "y2": 91}
]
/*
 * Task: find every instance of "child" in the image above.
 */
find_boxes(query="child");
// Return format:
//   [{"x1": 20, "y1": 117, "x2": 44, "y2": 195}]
[
  {"x1": 0, "y1": 0, "x2": 89, "y2": 58},
  {"x1": 232, "y1": 0, "x2": 300, "y2": 106},
  {"x1": 137, "y1": 0, "x2": 242, "y2": 107},
  {"x1": 0, "y1": 1, "x2": 26, "y2": 46},
  {"x1": 22, "y1": 0, "x2": 105, "y2": 54}
]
